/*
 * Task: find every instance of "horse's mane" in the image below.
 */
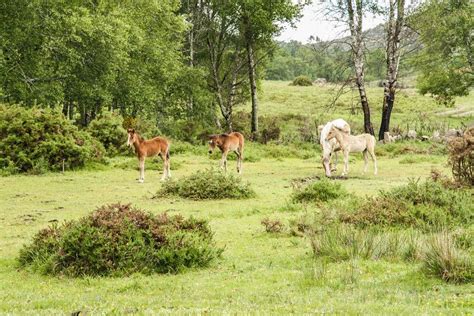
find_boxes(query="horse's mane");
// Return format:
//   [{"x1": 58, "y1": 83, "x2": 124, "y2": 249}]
[
  {"x1": 220, "y1": 133, "x2": 229, "y2": 137},
  {"x1": 135, "y1": 132, "x2": 145, "y2": 142}
]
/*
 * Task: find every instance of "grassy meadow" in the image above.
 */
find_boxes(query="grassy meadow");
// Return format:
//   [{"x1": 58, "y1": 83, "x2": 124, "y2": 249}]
[{"x1": 0, "y1": 81, "x2": 473, "y2": 314}]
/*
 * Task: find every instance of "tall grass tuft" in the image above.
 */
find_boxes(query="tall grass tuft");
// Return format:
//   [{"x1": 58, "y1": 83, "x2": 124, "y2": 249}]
[{"x1": 423, "y1": 232, "x2": 473, "y2": 283}]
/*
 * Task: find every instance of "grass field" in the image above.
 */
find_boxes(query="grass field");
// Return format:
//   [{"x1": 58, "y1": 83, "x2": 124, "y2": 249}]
[{"x1": 0, "y1": 82, "x2": 473, "y2": 314}]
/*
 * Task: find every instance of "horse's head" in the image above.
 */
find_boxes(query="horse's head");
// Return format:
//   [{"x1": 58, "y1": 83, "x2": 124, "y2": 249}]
[
  {"x1": 127, "y1": 128, "x2": 137, "y2": 147},
  {"x1": 208, "y1": 135, "x2": 218, "y2": 154}
]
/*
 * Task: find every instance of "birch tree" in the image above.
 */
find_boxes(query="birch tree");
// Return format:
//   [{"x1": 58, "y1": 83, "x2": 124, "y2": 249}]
[{"x1": 378, "y1": 0, "x2": 405, "y2": 140}]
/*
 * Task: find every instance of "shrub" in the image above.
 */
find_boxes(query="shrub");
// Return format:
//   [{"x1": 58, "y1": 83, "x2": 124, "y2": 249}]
[
  {"x1": 261, "y1": 217, "x2": 285, "y2": 233},
  {"x1": 341, "y1": 179, "x2": 473, "y2": 229},
  {"x1": 448, "y1": 126, "x2": 473, "y2": 186},
  {"x1": 156, "y1": 168, "x2": 255, "y2": 200},
  {"x1": 88, "y1": 110, "x2": 127, "y2": 156},
  {"x1": 18, "y1": 203, "x2": 222, "y2": 277},
  {"x1": 0, "y1": 105, "x2": 104, "y2": 174},
  {"x1": 291, "y1": 76, "x2": 313, "y2": 86},
  {"x1": 423, "y1": 232, "x2": 473, "y2": 283},
  {"x1": 292, "y1": 179, "x2": 347, "y2": 203}
]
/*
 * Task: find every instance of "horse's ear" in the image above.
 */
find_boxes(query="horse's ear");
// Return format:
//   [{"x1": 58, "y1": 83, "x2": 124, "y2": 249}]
[{"x1": 128, "y1": 128, "x2": 135, "y2": 134}]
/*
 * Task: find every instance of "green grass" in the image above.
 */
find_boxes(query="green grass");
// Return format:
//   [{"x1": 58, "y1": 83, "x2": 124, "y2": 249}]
[
  {"x1": 235, "y1": 81, "x2": 473, "y2": 136},
  {"x1": 1, "y1": 151, "x2": 473, "y2": 314},
  {"x1": 1, "y1": 82, "x2": 473, "y2": 314}
]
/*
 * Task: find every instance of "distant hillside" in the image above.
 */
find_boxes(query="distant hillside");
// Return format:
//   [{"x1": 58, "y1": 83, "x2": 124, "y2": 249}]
[{"x1": 266, "y1": 24, "x2": 418, "y2": 82}]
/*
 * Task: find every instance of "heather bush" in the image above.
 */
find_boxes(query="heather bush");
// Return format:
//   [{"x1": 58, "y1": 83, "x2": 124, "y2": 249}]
[
  {"x1": 291, "y1": 75, "x2": 313, "y2": 86},
  {"x1": 341, "y1": 179, "x2": 473, "y2": 229},
  {"x1": 18, "y1": 203, "x2": 222, "y2": 277},
  {"x1": 156, "y1": 168, "x2": 255, "y2": 200},
  {"x1": 0, "y1": 105, "x2": 104, "y2": 174},
  {"x1": 292, "y1": 179, "x2": 347, "y2": 203},
  {"x1": 87, "y1": 110, "x2": 127, "y2": 156}
]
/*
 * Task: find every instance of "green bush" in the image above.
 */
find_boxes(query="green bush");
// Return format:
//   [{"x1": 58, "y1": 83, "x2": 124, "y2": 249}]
[
  {"x1": 291, "y1": 75, "x2": 313, "y2": 86},
  {"x1": 0, "y1": 105, "x2": 104, "y2": 174},
  {"x1": 423, "y1": 232, "x2": 473, "y2": 283},
  {"x1": 156, "y1": 168, "x2": 255, "y2": 200},
  {"x1": 341, "y1": 179, "x2": 473, "y2": 229},
  {"x1": 18, "y1": 203, "x2": 222, "y2": 277},
  {"x1": 88, "y1": 110, "x2": 127, "y2": 156},
  {"x1": 292, "y1": 179, "x2": 347, "y2": 203}
]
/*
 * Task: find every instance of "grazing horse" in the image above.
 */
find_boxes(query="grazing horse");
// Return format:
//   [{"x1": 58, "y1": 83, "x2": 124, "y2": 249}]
[
  {"x1": 326, "y1": 126, "x2": 377, "y2": 176},
  {"x1": 319, "y1": 119, "x2": 351, "y2": 177},
  {"x1": 127, "y1": 129, "x2": 171, "y2": 182},
  {"x1": 208, "y1": 132, "x2": 244, "y2": 174}
]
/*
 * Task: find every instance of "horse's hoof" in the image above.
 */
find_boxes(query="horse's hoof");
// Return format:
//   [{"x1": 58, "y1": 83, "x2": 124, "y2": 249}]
[{"x1": 138, "y1": 179, "x2": 144, "y2": 183}]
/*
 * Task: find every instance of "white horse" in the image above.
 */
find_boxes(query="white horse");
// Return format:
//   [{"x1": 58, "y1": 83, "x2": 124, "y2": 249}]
[
  {"x1": 326, "y1": 127, "x2": 377, "y2": 176},
  {"x1": 319, "y1": 118, "x2": 351, "y2": 177}
]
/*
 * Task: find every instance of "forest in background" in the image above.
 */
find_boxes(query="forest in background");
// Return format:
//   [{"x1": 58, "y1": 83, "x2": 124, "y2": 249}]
[{"x1": 0, "y1": 0, "x2": 472, "y2": 141}]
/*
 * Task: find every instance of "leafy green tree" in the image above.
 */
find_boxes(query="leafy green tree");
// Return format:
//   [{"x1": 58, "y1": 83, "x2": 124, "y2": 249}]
[
  {"x1": 410, "y1": 0, "x2": 473, "y2": 105},
  {"x1": 238, "y1": 0, "x2": 305, "y2": 136}
]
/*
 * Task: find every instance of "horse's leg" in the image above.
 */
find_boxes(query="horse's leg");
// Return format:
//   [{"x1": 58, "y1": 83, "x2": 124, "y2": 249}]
[
  {"x1": 342, "y1": 150, "x2": 349, "y2": 176},
  {"x1": 159, "y1": 153, "x2": 167, "y2": 181},
  {"x1": 363, "y1": 150, "x2": 368, "y2": 174},
  {"x1": 221, "y1": 150, "x2": 229, "y2": 172},
  {"x1": 139, "y1": 157, "x2": 145, "y2": 183},
  {"x1": 369, "y1": 147, "x2": 378, "y2": 175},
  {"x1": 332, "y1": 152, "x2": 338, "y2": 172},
  {"x1": 235, "y1": 150, "x2": 242, "y2": 174}
]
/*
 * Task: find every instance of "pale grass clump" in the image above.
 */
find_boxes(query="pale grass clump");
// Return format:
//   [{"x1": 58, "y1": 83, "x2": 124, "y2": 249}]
[{"x1": 423, "y1": 232, "x2": 473, "y2": 283}]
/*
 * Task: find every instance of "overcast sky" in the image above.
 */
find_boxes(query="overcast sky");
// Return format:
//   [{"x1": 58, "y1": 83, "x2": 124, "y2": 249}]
[{"x1": 277, "y1": 2, "x2": 385, "y2": 43}]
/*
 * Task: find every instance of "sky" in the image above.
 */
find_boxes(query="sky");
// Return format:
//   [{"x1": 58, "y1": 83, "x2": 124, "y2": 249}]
[{"x1": 277, "y1": 2, "x2": 385, "y2": 43}]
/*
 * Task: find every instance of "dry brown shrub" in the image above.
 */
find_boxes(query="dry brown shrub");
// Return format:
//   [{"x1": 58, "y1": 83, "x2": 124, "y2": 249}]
[
  {"x1": 261, "y1": 217, "x2": 285, "y2": 233},
  {"x1": 448, "y1": 126, "x2": 473, "y2": 186}
]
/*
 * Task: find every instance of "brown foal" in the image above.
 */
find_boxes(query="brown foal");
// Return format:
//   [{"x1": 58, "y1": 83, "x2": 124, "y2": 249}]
[
  {"x1": 127, "y1": 129, "x2": 171, "y2": 182},
  {"x1": 208, "y1": 132, "x2": 244, "y2": 174}
]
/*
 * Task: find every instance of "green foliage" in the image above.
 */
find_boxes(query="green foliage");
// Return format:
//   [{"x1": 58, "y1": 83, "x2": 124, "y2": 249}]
[
  {"x1": 88, "y1": 110, "x2": 126, "y2": 156},
  {"x1": 0, "y1": 0, "x2": 211, "y2": 129},
  {"x1": 291, "y1": 75, "x2": 313, "y2": 86},
  {"x1": 156, "y1": 168, "x2": 255, "y2": 200},
  {"x1": 423, "y1": 232, "x2": 473, "y2": 283},
  {"x1": 0, "y1": 105, "x2": 104, "y2": 174},
  {"x1": 18, "y1": 203, "x2": 222, "y2": 277},
  {"x1": 341, "y1": 179, "x2": 473, "y2": 229},
  {"x1": 292, "y1": 179, "x2": 348, "y2": 203},
  {"x1": 410, "y1": 0, "x2": 474, "y2": 105}
]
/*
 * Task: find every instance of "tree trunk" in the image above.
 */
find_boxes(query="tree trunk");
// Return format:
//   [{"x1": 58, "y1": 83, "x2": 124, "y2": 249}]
[
  {"x1": 246, "y1": 40, "x2": 258, "y2": 138},
  {"x1": 346, "y1": 0, "x2": 374, "y2": 135},
  {"x1": 357, "y1": 78, "x2": 374, "y2": 135},
  {"x1": 378, "y1": 0, "x2": 405, "y2": 140}
]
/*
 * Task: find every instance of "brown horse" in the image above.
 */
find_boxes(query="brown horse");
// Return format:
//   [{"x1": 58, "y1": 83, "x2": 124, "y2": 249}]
[
  {"x1": 127, "y1": 129, "x2": 171, "y2": 182},
  {"x1": 208, "y1": 132, "x2": 244, "y2": 174}
]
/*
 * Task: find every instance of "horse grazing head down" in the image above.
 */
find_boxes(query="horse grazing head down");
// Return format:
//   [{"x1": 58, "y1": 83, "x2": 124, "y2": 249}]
[
  {"x1": 127, "y1": 128, "x2": 137, "y2": 147},
  {"x1": 326, "y1": 127, "x2": 339, "y2": 141}
]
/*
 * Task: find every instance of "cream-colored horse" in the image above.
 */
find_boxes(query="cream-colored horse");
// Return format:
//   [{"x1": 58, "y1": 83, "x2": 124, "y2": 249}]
[
  {"x1": 326, "y1": 127, "x2": 377, "y2": 176},
  {"x1": 319, "y1": 119, "x2": 351, "y2": 177}
]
